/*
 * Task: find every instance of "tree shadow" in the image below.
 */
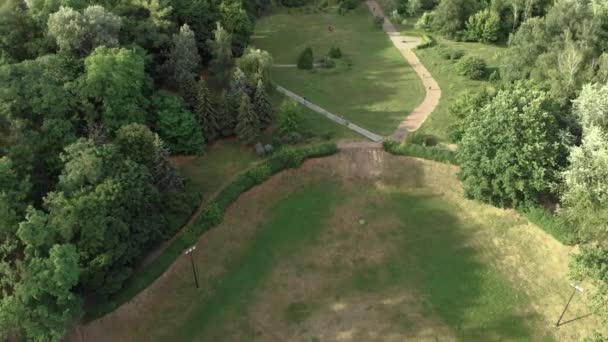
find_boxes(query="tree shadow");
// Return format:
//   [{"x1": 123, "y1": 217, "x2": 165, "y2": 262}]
[{"x1": 350, "y1": 185, "x2": 542, "y2": 340}]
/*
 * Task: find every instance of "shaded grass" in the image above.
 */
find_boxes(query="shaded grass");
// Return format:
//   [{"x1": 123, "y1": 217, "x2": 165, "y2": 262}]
[
  {"x1": 254, "y1": 5, "x2": 425, "y2": 135},
  {"x1": 172, "y1": 180, "x2": 344, "y2": 340},
  {"x1": 351, "y1": 192, "x2": 545, "y2": 340}
]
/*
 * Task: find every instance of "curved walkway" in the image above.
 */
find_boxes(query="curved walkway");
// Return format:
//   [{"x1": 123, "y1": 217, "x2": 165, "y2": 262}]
[{"x1": 368, "y1": 0, "x2": 441, "y2": 141}]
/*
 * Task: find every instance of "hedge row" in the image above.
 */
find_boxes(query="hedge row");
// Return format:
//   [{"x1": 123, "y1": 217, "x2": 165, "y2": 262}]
[
  {"x1": 383, "y1": 139, "x2": 457, "y2": 165},
  {"x1": 85, "y1": 143, "x2": 338, "y2": 322}
]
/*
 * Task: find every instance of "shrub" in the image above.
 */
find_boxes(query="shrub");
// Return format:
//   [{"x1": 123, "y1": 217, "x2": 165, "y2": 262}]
[
  {"x1": 519, "y1": 206, "x2": 577, "y2": 245},
  {"x1": 465, "y1": 9, "x2": 500, "y2": 43},
  {"x1": 280, "y1": 0, "x2": 309, "y2": 7},
  {"x1": 415, "y1": 11, "x2": 434, "y2": 30},
  {"x1": 417, "y1": 34, "x2": 436, "y2": 49},
  {"x1": 456, "y1": 56, "x2": 486, "y2": 79},
  {"x1": 406, "y1": 131, "x2": 439, "y2": 146},
  {"x1": 373, "y1": 16, "x2": 385, "y2": 29},
  {"x1": 339, "y1": 0, "x2": 359, "y2": 11},
  {"x1": 383, "y1": 139, "x2": 457, "y2": 164},
  {"x1": 329, "y1": 46, "x2": 342, "y2": 58},
  {"x1": 246, "y1": 164, "x2": 272, "y2": 183},
  {"x1": 297, "y1": 47, "x2": 314, "y2": 70},
  {"x1": 278, "y1": 100, "x2": 301, "y2": 135},
  {"x1": 318, "y1": 56, "x2": 336, "y2": 69},
  {"x1": 439, "y1": 46, "x2": 465, "y2": 60}
]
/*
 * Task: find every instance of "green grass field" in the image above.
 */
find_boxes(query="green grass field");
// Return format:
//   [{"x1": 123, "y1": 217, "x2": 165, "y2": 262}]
[
  {"x1": 253, "y1": 5, "x2": 425, "y2": 136},
  {"x1": 414, "y1": 39, "x2": 505, "y2": 141},
  {"x1": 85, "y1": 151, "x2": 604, "y2": 341}
]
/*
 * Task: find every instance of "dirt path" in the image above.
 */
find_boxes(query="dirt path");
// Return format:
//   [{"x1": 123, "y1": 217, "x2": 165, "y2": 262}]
[{"x1": 365, "y1": 0, "x2": 441, "y2": 141}]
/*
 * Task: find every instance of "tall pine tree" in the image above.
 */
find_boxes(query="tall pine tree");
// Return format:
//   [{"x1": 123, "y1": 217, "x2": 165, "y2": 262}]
[
  {"x1": 195, "y1": 79, "x2": 220, "y2": 141},
  {"x1": 253, "y1": 79, "x2": 273, "y2": 127},
  {"x1": 235, "y1": 93, "x2": 260, "y2": 144}
]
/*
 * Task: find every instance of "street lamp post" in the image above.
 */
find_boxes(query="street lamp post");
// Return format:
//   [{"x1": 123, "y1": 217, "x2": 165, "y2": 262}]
[
  {"x1": 185, "y1": 246, "x2": 199, "y2": 289},
  {"x1": 555, "y1": 283, "x2": 583, "y2": 327}
]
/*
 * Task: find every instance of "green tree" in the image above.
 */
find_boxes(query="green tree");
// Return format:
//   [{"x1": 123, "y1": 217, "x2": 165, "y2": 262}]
[
  {"x1": 219, "y1": 0, "x2": 253, "y2": 56},
  {"x1": 448, "y1": 90, "x2": 492, "y2": 142},
  {"x1": 297, "y1": 46, "x2": 314, "y2": 70},
  {"x1": 0, "y1": 0, "x2": 45, "y2": 63},
  {"x1": 80, "y1": 46, "x2": 148, "y2": 133},
  {"x1": 208, "y1": 22, "x2": 234, "y2": 85},
  {"x1": 561, "y1": 84, "x2": 608, "y2": 241},
  {"x1": 194, "y1": 79, "x2": 220, "y2": 141},
  {"x1": 115, "y1": 123, "x2": 157, "y2": 169},
  {"x1": 433, "y1": 0, "x2": 480, "y2": 37},
  {"x1": 465, "y1": 9, "x2": 500, "y2": 42},
  {"x1": 456, "y1": 56, "x2": 487, "y2": 79},
  {"x1": 458, "y1": 82, "x2": 566, "y2": 207},
  {"x1": 235, "y1": 93, "x2": 260, "y2": 144},
  {"x1": 278, "y1": 100, "x2": 301, "y2": 136},
  {"x1": 151, "y1": 92, "x2": 204, "y2": 154},
  {"x1": 253, "y1": 79, "x2": 273, "y2": 127},
  {"x1": 47, "y1": 5, "x2": 122, "y2": 54},
  {"x1": 237, "y1": 47, "x2": 273, "y2": 87},
  {"x1": 0, "y1": 243, "x2": 81, "y2": 341},
  {"x1": 169, "y1": 24, "x2": 201, "y2": 89}
]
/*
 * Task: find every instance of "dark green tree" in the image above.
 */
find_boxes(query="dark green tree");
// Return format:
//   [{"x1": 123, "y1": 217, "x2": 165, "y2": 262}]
[
  {"x1": 169, "y1": 24, "x2": 201, "y2": 90},
  {"x1": 235, "y1": 93, "x2": 260, "y2": 144},
  {"x1": 195, "y1": 79, "x2": 220, "y2": 141},
  {"x1": 253, "y1": 79, "x2": 273, "y2": 127},
  {"x1": 151, "y1": 91, "x2": 204, "y2": 154},
  {"x1": 297, "y1": 46, "x2": 314, "y2": 70}
]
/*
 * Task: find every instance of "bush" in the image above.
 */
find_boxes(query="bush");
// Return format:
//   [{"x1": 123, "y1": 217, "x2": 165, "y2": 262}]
[
  {"x1": 456, "y1": 56, "x2": 486, "y2": 80},
  {"x1": 280, "y1": 0, "x2": 310, "y2": 7},
  {"x1": 329, "y1": 46, "x2": 342, "y2": 58},
  {"x1": 439, "y1": 46, "x2": 465, "y2": 60},
  {"x1": 84, "y1": 143, "x2": 339, "y2": 322},
  {"x1": 519, "y1": 206, "x2": 577, "y2": 245},
  {"x1": 297, "y1": 47, "x2": 314, "y2": 70},
  {"x1": 278, "y1": 100, "x2": 301, "y2": 135},
  {"x1": 406, "y1": 131, "x2": 439, "y2": 146},
  {"x1": 383, "y1": 139, "x2": 457, "y2": 164},
  {"x1": 465, "y1": 9, "x2": 500, "y2": 43},
  {"x1": 246, "y1": 164, "x2": 272, "y2": 183},
  {"x1": 339, "y1": 0, "x2": 359, "y2": 11},
  {"x1": 415, "y1": 11, "x2": 434, "y2": 30},
  {"x1": 417, "y1": 34, "x2": 436, "y2": 49},
  {"x1": 373, "y1": 16, "x2": 385, "y2": 29},
  {"x1": 318, "y1": 56, "x2": 336, "y2": 69}
]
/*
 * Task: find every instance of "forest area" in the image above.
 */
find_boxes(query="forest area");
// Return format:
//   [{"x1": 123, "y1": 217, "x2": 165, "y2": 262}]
[{"x1": 1, "y1": 0, "x2": 608, "y2": 340}]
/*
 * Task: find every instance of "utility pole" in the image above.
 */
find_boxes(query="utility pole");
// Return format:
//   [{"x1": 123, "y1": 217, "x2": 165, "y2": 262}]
[
  {"x1": 555, "y1": 283, "x2": 583, "y2": 327},
  {"x1": 185, "y1": 246, "x2": 199, "y2": 289}
]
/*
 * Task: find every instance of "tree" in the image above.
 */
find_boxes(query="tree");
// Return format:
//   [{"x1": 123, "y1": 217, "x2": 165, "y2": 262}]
[
  {"x1": 448, "y1": 90, "x2": 492, "y2": 142},
  {"x1": 235, "y1": 93, "x2": 260, "y2": 144},
  {"x1": 237, "y1": 47, "x2": 273, "y2": 87},
  {"x1": 458, "y1": 82, "x2": 566, "y2": 207},
  {"x1": 80, "y1": 46, "x2": 148, "y2": 133},
  {"x1": 194, "y1": 79, "x2": 220, "y2": 141},
  {"x1": 433, "y1": 0, "x2": 480, "y2": 38},
  {"x1": 0, "y1": 243, "x2": 81, "y2": 341},
  {"x1": 561, "y1": 84, "x2": 608, "y2": 241},
  {"x1": 456, "y1": 56, "x2": 487, "y2": 79},
  {"x1": 219, "y1": 0, "x2": 253, "y2": 56},
  {"x1": 47, "y1": 5, "x2": 122, "y2": 54},
  {"x1": 115, "y1": 123, "x2": 157, "y2": 169},
  {"x1": 253, "y1": 79, "x2": 273, "y2": 127},
  {"x1": 465, "y1": 9, "x2": 500, "y2": 42},
  {"x1": 278, "y1": 100, "x2": 301, "y2": 136},
  {"x1": 151, "y1": 92, "x2": 204, "y2": 154},
  {"x1": 0, "y1": 0, "x2": 44, "y2": 63},
  {"x1": 152, "y1": 134, "x2": 184, "y2": 192},
  {"x1": 208, "y1": 22, "x2": 234, "y2": 85},
  {"x1": 169, "y1": 24, "x2": 201, "y2": 89},
  {"x1": 297, "y1": 47, "x2": 314, "y2": 70}
]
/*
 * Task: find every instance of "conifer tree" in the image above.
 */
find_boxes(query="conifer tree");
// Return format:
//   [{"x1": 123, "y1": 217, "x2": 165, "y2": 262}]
[
  {"x1": 195, "y1": 79, "x2": 220, "y2": 141},
  {"x1": 153, "y1": 134, "x2": 184, "y2": 192},
  {"x1": 253, "y1": 79, "x2": 273, "y2": 127},
  {"x1": 235, "y1": 93, "x2": 260, "y2": 144}
]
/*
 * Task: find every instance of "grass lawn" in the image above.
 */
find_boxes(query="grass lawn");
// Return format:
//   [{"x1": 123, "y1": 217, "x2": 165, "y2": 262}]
[
  {"x1": 84, "y1": 151, "x2": 605, "y2": 341},
  {"x1": 414, "y1": 40, "x2": 505, "y2": 141},
  {"x1": 253, "y1": 5, "x2": 425, "y2": 136}
]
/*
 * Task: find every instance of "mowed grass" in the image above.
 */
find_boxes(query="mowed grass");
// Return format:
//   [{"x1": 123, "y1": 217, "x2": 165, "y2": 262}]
[
  {"x1": 87, "y1": 151, "x2": 605, "y2": 341},
  {"x1": 253, "y1": 5, "x2": 425, "y2": 135},
  {"x1": 414, "y1": 39, "x2": 505, "y2": 141}
]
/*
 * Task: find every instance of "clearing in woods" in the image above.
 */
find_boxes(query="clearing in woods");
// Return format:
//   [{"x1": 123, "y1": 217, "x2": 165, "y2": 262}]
[{"x1": 78, "y1": 149, "x2": 603, "y2": 341}]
